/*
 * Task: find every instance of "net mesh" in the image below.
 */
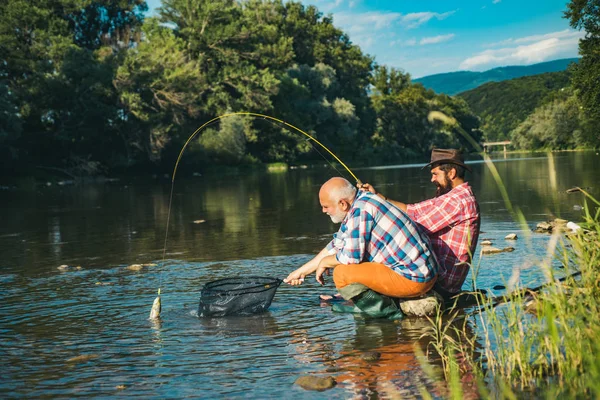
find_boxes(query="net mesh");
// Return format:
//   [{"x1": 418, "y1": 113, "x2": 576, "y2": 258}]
[{"x1": 198, "y1": 276, "x2": 282, "y2": 317}]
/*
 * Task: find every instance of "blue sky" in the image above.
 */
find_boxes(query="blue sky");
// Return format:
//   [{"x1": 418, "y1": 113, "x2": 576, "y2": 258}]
[{"x1": 145, "y1": 0, "x2": 582, "y2": 78}]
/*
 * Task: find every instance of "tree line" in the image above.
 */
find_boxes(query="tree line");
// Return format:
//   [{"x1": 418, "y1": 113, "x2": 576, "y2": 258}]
[
  {"x1": 0, "y1": 0, "x2": 481, "y2": 177},
  {"x1": 460, "y1": 1, "x2": 600, "y2": 151}
]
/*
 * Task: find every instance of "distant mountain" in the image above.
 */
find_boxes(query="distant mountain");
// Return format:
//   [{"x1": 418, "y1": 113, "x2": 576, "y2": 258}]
[
  {"x1": 413, "y1": 58, "x2": 578, "y2": 95},
  {"x1": 458, "y1": 70, "x2": 572, "y2": 141}
]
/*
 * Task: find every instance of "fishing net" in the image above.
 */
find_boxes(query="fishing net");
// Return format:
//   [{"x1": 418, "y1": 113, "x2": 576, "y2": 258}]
[{"x1": 198, "y1": 276, "x2": 282, "y2": 317}]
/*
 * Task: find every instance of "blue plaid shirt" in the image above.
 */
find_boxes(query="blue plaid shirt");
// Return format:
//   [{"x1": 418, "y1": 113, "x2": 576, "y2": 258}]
[{"x1": 326, "y1": 191, "x2": 438, "y2": 283}]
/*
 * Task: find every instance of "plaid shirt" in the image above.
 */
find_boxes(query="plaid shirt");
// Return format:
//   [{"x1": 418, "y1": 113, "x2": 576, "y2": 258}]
[
  {"x1": 406, "y1": 183, "x2": 480, "y2": 293},
  {"x1": 326, "y1": 191, "x2": 437, "y2": 283}
]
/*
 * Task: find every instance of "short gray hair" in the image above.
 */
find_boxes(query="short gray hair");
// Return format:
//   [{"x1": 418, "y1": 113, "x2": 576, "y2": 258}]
[{"x1": 330, "y1": 178, "x2": 357, "y2": 202}]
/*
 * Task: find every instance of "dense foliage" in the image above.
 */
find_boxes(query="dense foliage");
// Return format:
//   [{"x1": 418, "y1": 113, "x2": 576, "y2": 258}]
[
  {"x1": 458, "y1": 71, "x2": 573, "y2": 142},
  {"x1": 0, "y1": 0, "x2": 479, "y2": 178},
  {"x1": 565, "y1": 0, "x2": 600, "y2": 123}
]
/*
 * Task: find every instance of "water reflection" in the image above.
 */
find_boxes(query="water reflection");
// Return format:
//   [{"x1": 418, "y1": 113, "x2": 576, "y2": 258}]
[{"x1": 0, "y1": 151, "x2": 599, "y2": 398}]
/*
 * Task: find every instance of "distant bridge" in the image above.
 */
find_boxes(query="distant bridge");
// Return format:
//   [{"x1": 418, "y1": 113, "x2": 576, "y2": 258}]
[{"x1": 482, "y1": 141, "x2": 511, "y2": 153}]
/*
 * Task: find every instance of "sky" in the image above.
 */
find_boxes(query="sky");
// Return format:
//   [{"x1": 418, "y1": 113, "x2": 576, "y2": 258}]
[{"x1": 145, "y1": 0, "x2": 583, "y2": 78}]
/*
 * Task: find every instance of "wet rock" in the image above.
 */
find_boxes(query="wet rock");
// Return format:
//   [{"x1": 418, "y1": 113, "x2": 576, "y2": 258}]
[
  {"x1": 554, "y1": 218, "x2": 568, "y2": 226},
  {"x1": 399, "y1": 291, "x2": 443, "y2": 317},
  {"x1": 567, "y1": 221, "x2": 582, "y2": 233},
  {"x1": 294, "y1": 375, "x2": 336, "y2": 391},
  {"x1": 481, "y1": 246, "x2": 515, "y2": 255},
  {"x1": 504, "y1": 233, "x2": 518, "y2": 240},
  {"x1": 361, "y1": 351, "x2": 381, "y2": 362},
  {"x1": 481, "y1": 240, "x2": 493, "y2": 246},
  {"x1": 116, "y1": 385, "x2": 126, "y2": 390},
  {"x1": 67, "y1": 354, "x2": 99, "y2": 363},
  {"x1": 57, "y1": 265, "x2": 70, "y2": 271},
  {"x1": 534, "y1": 222, "x2": 552, "y2": 233},
  {"x1": 126, "y1": 264, "x2": 144, "y2": 271},
  {"x1": 493, "y1": 285, "x2": 506, "y2": 290}
]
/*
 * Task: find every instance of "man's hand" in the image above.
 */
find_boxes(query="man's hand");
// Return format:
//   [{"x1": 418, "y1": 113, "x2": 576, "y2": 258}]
[
  {"x1": 283, "y1": 269, "x2": 306, "y2": 286},
  {"x1": 315, "y1": 265, "x2": 327, "y2": 285},
  {"x1": 358, "y1": 182, "x2": 377, "y2": 194}
]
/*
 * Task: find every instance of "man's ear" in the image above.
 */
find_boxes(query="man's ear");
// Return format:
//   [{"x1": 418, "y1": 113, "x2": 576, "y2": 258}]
[
  {"x1": 339, "y1": 199, "x2": 351, "y2": 211},
  {"x1": 448, "y1": 167, "x2": 457, "y2": 180}
]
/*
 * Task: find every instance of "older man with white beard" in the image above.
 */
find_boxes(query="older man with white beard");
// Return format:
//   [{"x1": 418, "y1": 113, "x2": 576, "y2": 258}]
[{"x1": 284, "y1": 177, "x2": 438, "y2": 319}]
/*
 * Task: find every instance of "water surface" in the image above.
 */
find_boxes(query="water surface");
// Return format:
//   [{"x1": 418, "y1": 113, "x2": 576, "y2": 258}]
[{"x1": 1, "y1": 151, "x2": 599, "y2": 398}]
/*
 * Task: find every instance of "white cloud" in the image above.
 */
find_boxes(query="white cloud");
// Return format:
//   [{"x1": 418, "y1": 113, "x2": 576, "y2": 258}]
[
  {"x1": 401, "y1": 11, "x2": 456, "y2": 29},
  {"x1": 493, "y1": 0, "x2": 501, "y2": 4},
  {"x1": 486, "y1": 29, "x2": 581, "y2": 48},
  {"x1": 460, "y1": 30, "x2": 584, "y2": 70},
  {"x1": 334, "y1": 10, "x2": 455, "y2": 34},
  {"x1": 420, "y1": 33, "x2": 455, "y2": 45},
  {"x1": 332, "y1": 9, "x2": 456, "y2": 51}
]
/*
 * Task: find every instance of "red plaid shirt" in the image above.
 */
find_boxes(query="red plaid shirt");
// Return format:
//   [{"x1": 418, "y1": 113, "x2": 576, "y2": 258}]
[{"x1": 406, "y1": 183, "x2": 480, "y2": 293}]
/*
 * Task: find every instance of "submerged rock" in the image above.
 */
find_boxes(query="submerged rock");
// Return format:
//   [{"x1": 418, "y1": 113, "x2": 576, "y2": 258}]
[
  {"x1": 127, "y1": 264, "x2": 144, "y2": 271},
  {"x1": 481, "y1": 247, "x2": 515, "y2": 255},
  {"x1": 399, "y1": 291, "x2": 443, "y2": 317},
  {"x1": 481, "y1": 240, "x2": 493, "y2": 246},
  {"x1": 504, "y1": 233, "x2": 518, "y2": 240},
  {"x1": 361, "y1": 351, "x2": 381, "y2": 362},
  {"x1": 294, "y1": 375, "x2": 336, "y2": 391}
]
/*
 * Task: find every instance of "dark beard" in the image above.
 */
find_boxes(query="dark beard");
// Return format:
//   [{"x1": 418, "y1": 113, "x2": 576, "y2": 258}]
[{"x1": 435, "y1": 177, "x2": 453, "y2": 197}]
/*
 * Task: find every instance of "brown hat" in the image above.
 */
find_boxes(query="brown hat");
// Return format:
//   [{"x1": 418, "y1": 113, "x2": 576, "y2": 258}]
[{"x1": 423, "y1": 148, "x2": 472, "y2": 172}]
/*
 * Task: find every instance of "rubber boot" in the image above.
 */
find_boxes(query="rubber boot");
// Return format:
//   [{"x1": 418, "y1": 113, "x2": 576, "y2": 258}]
[
  {"x1": 337, "y1": 289, "x2": 404, "y2": 320},
  {"x1": 331, "y1": 302, "x2": 363, "y2": 314}
]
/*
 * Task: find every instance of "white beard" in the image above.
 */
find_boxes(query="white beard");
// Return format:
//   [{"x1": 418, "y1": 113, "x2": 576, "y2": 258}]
[{"x1": 329, "y1": 211, "x2": 346, "y2": 223}]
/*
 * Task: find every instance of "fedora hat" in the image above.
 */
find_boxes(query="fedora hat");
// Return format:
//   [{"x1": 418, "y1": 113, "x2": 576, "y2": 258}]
[{"x1": 423, "y1": 148, "x2": 472, "y2": 172}]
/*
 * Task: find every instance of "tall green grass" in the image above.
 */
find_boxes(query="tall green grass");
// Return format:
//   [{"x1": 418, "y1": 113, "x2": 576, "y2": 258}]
[{"x1": 422, "y1": 194, "x2": 600, "y2": 398}]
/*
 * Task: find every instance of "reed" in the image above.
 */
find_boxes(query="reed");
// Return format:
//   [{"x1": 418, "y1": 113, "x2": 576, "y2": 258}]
[{"x1": 423, "y1": 195, "x2": 600, "y2": 398}]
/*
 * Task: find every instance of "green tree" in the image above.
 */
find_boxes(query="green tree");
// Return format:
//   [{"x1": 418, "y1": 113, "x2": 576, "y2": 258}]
[
  {"x1": 565, "y1": 0, "x2": 600, "y2": 121},
  {"x1": 511, "y1": 93, "x2": 584, "y2": 150}
]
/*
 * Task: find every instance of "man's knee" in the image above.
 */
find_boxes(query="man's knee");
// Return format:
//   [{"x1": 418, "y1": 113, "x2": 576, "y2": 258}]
[{"x1": 333, "y1": 264, "x2": 352, "y2": 287}]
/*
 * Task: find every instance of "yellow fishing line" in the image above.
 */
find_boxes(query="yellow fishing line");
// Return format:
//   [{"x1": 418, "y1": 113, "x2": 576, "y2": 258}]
[
  {"x1": 171, "y1": 112, "x2": 361, "y2": 184},
  {"x1": 158, "y1": 112, "x2": 361, "y2": 297}
]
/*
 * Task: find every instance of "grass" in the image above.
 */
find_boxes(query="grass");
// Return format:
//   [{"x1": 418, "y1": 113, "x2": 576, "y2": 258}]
[
  {"x1": 421, "y1": 112, "x2": 600, "y2": 398},
  {"x1": 421, "y1": 183, "x2": 600, "y2": 398}
]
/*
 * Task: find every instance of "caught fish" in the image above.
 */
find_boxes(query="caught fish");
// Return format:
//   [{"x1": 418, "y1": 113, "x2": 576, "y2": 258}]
[{"x1": 149, "y1": 294, "x2": 161, "y2": 320}]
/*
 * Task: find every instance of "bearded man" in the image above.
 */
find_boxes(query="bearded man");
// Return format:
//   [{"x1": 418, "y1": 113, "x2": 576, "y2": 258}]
[
  {"x1": 361, "y1": 148, "x2": 480, "y2": 300},
  {"x1": 284, "y1": 177, "x2": 438, "y2": 319}
]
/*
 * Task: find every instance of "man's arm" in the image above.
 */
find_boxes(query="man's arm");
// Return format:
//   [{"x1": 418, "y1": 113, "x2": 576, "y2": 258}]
[
  {"x1": 358, "y1": 183, "x2": 407, "y2": 211},
  {"x1": 283, "y1": 246, "x2": 332, "y2": 285},
  {"x1": 315, "y1": 254, "x2": 339, "y2": 285}
]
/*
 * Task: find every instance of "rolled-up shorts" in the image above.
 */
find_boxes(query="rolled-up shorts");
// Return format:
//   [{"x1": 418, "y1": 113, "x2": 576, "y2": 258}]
[{"x1": 333, "y1": 262, "x2": 436, "y2": 298}]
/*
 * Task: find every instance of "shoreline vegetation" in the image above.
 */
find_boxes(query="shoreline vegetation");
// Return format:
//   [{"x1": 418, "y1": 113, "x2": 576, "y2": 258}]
[
  {"x1": 2, "y1": 148, "x2": 598, "y2": 190},
  {"x1": 420, "y1": 167, "x2": 600, "y2": 398},
  {"x1": 2, "y1": 1, "x2": 598, "y2": 182}
]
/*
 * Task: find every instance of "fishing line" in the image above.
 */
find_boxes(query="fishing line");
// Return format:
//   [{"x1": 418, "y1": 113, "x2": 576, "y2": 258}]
[
  {"x1": 259, "y1": 117, "x2": 350, "y2": 179},
  {"x1": 158, "y1": 112, "x2": 362, "y2": 294}
]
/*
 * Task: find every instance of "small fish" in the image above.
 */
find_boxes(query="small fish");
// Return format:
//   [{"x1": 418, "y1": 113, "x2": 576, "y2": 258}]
[
  {"x1": 149, "y1": 295, "x2": 161, "y2": 320},
  {"x1": 67, "y1": 354, "x2": 99, "y2": 363}
]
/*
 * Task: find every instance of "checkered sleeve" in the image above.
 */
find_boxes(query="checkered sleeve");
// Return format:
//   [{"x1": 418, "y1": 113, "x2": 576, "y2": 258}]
[
  {"x1": 325, "y1": 232, "x2": 342, "y2": 255},
  {"x1": 335, "y1": 208, "x2": 372, "y2": 265},
  {"x1": 406, "y1": 196, "x2": 461, "y2": 234}
]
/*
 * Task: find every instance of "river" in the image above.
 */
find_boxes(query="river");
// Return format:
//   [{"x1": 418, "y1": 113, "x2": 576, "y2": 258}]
[{"x1": 1, "y1": 151, "x2": 598, "y2": 398}]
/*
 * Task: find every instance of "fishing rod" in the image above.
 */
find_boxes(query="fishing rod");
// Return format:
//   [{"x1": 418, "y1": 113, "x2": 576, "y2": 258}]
[
  {"x1": 162, "y1": 112, "x2": 362, "y2": 261},
  {"x1": 151, "y1": 112, "x2": 362, "y2": 318}
]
